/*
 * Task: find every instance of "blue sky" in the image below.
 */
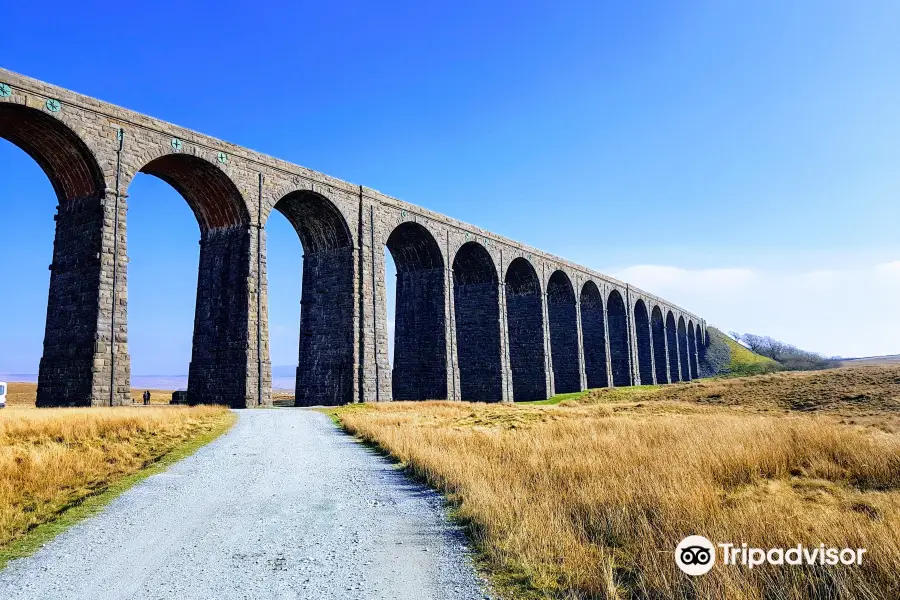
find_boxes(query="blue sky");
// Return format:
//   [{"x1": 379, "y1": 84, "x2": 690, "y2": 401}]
[{"x1": 2, "y1": 1, "x2": 899, "y2": 376}]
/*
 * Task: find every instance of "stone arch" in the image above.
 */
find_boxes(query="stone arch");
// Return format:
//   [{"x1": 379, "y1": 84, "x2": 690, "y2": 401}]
[
  {"x1": 505, "y1": 257, "x2": 547, "y2": 401},
  {"x1": 634, "y1": 299, "x2": 653, "y2": 385},
  {"x1": 0, "y1": 103, "x2": 106, "y2": 203},
  {"x1": 580, "y1": 281, "x2": 608, "y2": 389},
  {"x1": 386, "y1": 221, "x2": 447, "y2": 400},
  {"x1": 452, "y1": 242, "x2": 502, "y2": 401},
  {"x1": 651, "y1": 306, "x2": 668, "y2": 384},
  {"x1": 136, "y1": 153, "x2": 250, "y2": 231},
  {"x1": 677, "y1": 316, "x2": 691, "y2": 381},
  {"x1": 547, "y1": 270, "x2": 580, "y2": 394},
  {"x1": 129, "y1": 153, "x2": 253, "y2": 406},
  {"x1": 687, "y1": 319, "x2": 699, "y2": 379},
  {"x1": 666, "y1": 311, "x2": 680, "y2": 382},
  {"x1": 274, "y1": 190, "x2": 355, "y2": 406},
  {"x1": 607, "y1": 289, "x2": 631, "y2": 387},
  {"x1": 696, "y1": 322, "x2": 705, "y2": 363},
  {"x1": 0, "y1": 103, "x2": 110, "y2": 406}
]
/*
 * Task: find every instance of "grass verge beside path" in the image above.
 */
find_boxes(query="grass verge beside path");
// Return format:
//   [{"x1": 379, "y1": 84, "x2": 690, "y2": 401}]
[
  {"x1": 0, "y1": 405, "x2": 235, "y2": 567},
  {"x1": 331, "y1": 366, "x2": 900, "y2": 599}
]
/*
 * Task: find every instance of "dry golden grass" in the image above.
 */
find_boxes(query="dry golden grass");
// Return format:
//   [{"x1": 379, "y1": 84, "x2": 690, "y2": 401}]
[
  {"x1": 273, "y1": 390, "x2": 296, "y2": 407},
  {"x1": 0, "y1": 404, "x2": 233, "y2": 552},
  {"x1": 4, "y1": 382, "x2": 178, "y2": 407},
  {"x1": 569, "y1": 365, "x2": 900, "y2": 433},
  {"x1": 4, "y1": 382, "x2": 42, "y2": 408},
  {"x1": 334, "y1": 367, "x2": 900, "y2": 599},
  {"x1": 7, "y1": 382, "x2": 297, "y2": 407},
  {"x1": 128, "y1": 388, "x2": 181, "y2": 405}
]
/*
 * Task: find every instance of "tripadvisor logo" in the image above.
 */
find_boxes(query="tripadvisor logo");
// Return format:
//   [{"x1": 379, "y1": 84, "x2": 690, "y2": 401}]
[
  {"x1": 675, "y1": 535, "x2": 867, "y2": 576},
  {"x1": 676, "y1": 535, "x2": 716, "y2": 576}
]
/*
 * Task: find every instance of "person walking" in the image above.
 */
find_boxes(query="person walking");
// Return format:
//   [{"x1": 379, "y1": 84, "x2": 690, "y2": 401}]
[{"x1": 143, "y1": 390, "x2": 151, "y2": 406}]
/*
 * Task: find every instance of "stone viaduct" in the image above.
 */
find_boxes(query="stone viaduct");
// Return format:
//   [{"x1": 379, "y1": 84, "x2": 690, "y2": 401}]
[{"x1": 0, "y1": 68, "x2": 708, "y2": 407}]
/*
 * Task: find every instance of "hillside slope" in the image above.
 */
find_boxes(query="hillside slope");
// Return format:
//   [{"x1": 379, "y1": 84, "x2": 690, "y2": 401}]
[
  {"x1": 700, "y1": 326, "x2": 780, "y2": 377},
  {"x1": 569, "y1": 364, "x2": 900, "y2": 426}
]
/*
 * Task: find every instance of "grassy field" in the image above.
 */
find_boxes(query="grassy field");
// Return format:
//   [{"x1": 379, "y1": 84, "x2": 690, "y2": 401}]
[
  {"x1": 720, "y1": 332, "x2": 782, "y2": 375},
  {"x1": 0, "y1": 383, "x2": 234, "y2": 564},
  {"x1": 3, "y1": 382, "x2": 179, "y2": 407},
  {"x1": 841, "y1": 355, "x2": 900, "y2": 367},
  {"x1": 536, "y1": 365, "x2": 900, "y2": 430},
  {"x1": 332, "y1": 365, "x2": 900, "y2": 599}
]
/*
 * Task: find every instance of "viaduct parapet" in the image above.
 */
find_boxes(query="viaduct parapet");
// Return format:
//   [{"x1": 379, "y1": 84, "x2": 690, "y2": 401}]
[{"x1": 0, "y1": 68, "x2": 707, "y2": 407}]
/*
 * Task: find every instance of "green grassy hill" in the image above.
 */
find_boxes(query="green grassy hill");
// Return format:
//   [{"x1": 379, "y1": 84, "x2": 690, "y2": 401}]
[{"x1": 701, "y1": 327, "x2": 781, "y2": 377}]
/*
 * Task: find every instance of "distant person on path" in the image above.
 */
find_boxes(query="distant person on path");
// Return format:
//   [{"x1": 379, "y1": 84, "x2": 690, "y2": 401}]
[{"x1": 143, "y1": 390, "x2": 150, "y2": 406}]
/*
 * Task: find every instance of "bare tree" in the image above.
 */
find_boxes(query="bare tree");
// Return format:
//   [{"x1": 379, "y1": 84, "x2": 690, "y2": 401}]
[{"x1": 731, "y1": 332, "x2": 839, "y2": 371}]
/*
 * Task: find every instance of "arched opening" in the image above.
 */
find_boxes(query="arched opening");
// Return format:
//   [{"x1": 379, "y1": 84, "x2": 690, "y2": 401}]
[
  {"x1": 453, "y1": 242, "x2": 502, "y2": 401},
  {"x1": 677, "y1": 316, "x2": 691, "y2": 381},
  {"x1": 651, "y1": 306, "x2": 668, "y2": 384},
  {"x1": 666, "y1": 311, "x2": 680, "y2": 382},
  {"x1": 272, "y1": 191, "x2": 354, "y2": 406},
  {"x1": 0, "y1": 103, "x2": 107, "y2": 406},
  {"x1": 696, "y1": 323, "x2": 705, "y2": 365},
  {"x1": 607, "y1": 290, "x2": 631, "y2": 387},
  {"x1": 505, "y1": 258, "x2": 546, "y2": 401},
  {"x1": 0, "y1": 104, "x2": 105, "y2": 201},
  {"x1": 687, "y1": 320, "x2": 699, "y2": 379},
  {"x1": 126, "y1": 170, "x2": 204, "y2": 405},
  {"x1": 634, "y1": 299, "x2": 653, "y2": 385},
  {"x1": 132, "y1": 153, "x2": 251, "y2": 407},
  {"x1": 547, "y1": 270, "x2": 579, "y2": 394},
  {"x1": 139, "y1": 155, "x2": 249, "y2": 230},
  {"x1": 580, "y1": 282, "x2": 608, "y2": 389},
  {"x1": 386, "y1": 222, "x2": 447, "y2": 400}
]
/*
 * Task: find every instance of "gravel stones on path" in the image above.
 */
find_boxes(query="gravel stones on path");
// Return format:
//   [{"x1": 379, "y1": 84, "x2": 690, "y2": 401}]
[{"x1": 0, "y1": 409, "x2": 492, "y2": 600}]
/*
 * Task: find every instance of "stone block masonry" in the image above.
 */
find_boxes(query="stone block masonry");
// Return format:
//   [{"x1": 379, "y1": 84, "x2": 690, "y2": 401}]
[
  {"x1": 36, "y1": 196, "x2": 107, "y2": 406},
  {"x1": 187, "y1": 226, "x2": 252, "y2": 406},
  {"x1": 295, "y1": 248, "x2": 356, "y2": 407},
  {"x1": 0, "y1": 67, "x2": 708, "y2": 406},
  {"x1": 547, "y1": 272, "x2": 580, "y2": 395}
]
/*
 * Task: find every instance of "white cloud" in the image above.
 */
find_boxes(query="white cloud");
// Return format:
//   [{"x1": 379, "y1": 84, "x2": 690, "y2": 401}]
[
  {"x1": 609, "y1": 262, "x2": 900, "y2": 358},
  {"x1": 874, "y1": 260, "x2": 900, "y2": 278},
  {"x1": 615, "y1": 266, "x2": 757, "y2": 298}
]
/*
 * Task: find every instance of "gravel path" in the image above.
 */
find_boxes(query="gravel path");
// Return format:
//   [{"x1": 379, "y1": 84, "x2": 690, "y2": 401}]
[{"x1": 0, "y1": 410, "x2": 491, "y2": 600}]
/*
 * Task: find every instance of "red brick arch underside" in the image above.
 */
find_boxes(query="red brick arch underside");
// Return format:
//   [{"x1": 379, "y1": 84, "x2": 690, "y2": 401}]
[
  {"x1": 0, "y1": 103, "x2": 105, "y2": 202},
  {"x1": 138, "y1": 154, "x2": 250, "y2": 231}
]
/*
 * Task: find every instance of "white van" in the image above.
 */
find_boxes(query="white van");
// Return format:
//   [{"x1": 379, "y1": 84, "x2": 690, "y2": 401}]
[{"x1": 0, "y1": 382, "x2": 6, "y2": 408}]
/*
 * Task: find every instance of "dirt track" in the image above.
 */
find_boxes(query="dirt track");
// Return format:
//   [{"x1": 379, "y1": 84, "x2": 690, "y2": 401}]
[{"x1": 0, "y1": 410, "x2": 490, "y2": 600}]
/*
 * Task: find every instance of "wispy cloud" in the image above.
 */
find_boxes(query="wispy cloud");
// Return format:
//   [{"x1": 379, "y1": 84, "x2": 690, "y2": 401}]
[{"x1": 609, "y1": 262, "x2": 900, "y2": 358}]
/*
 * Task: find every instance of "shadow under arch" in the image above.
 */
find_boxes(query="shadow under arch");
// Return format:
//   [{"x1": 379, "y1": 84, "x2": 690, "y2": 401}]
[
  {"x1": 505, "y1": 257, "x2": 547, "y2": 401},
  {"x1": 666, "y1": 311, "x2": 680, "y2": 382},
  {"x1": 677, "y1": 315, "x2": 691, "y2": 381},
  {"x1": 580, "y1": 281, "x2": 608, "y2": 389},
  {"x1": 695, "y1": 322, "x2": 705, "y2": 366},
  {"x1": 0, "y1": 103, "x2": 109, "y2": 406},
  {"x1": 386, "y1": 222, "x2": 447, "y2": 400},
  {"x1": 138, "y1": 154, "x2": 250, "y2": 231},
  {"x1": 452, "y1": 241, "x2": 502, "y2": 401},
  {"x1": 0, "y1": 103, "x2": 105, "y2": 203},
  {"x1": 547, "y1": 270, "x2": 579, "y2": 394},
  {"x1": 131, "y1": 153, "x2": 253, "y2": 406},
  {"x1": 607, "y1": 289, "x2": 631, "y2": 387},
  {"x1": 651, "y1": 305, "x2": 668, "y2": 384},
  {"x1": 634, "y1": 299, "x2": 653, "y2": 385},
  {"x1": 274, "y1": 190, "x2": 354, "y2": 406},
  {"x1": 687, "y1": 320, "x2": 699, "y2": 378}
]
